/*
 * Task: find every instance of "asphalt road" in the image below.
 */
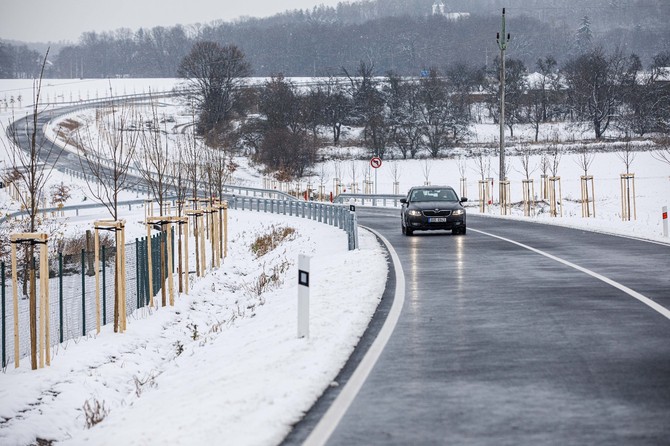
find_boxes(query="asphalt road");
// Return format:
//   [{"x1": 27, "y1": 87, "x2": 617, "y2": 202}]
[{"x1": 305, "y1": 209, "x2": 670, "y2": 445}]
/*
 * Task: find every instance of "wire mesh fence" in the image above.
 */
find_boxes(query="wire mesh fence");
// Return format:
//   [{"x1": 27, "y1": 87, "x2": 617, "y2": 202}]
[
  {"x1": 0, "y1": 231, "x2": 166, "y2": 369},
  {"x1": 1, "y1": 197, "x2": 355, "y2": 370}
]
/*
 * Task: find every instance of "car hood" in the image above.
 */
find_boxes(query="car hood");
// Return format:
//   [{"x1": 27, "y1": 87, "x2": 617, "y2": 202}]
[{"x1": 408, "y1": 201, "x2": 464, "y2": 210}]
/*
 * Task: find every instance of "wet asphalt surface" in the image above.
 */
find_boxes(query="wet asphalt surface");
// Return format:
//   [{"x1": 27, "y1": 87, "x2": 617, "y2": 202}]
[{"x1": 286, "y1": 208, "x2": 670, "y2": 446}]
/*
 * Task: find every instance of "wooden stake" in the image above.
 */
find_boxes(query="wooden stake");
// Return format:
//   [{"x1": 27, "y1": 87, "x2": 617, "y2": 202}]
[
  {"x1": 167, "y1": 221, "x2": 174, "y2": 305},
  {"x1": 184, "y1": 219, "x2": 189, "y2": 293},
  {"x1": 223, "y1": 202, "x2": 228, "y2": 259},
  {"x1": 120, "y1": 222, "x2": 126, "y2": 332},
  {"x1": 41, "y1": 241, "x2": 50, "y2": 366},
  {"x1": 10, "y1": 233, "x2": 49, "y2": 369}
]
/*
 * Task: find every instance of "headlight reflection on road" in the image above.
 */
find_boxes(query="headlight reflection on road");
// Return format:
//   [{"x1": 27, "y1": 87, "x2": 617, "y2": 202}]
[
  {"x1": 408, "y1": 235, "x2": 421, "y2": 309},
  {"x1": 454, "y1": 235, "x2": 465, "y2": 290}
]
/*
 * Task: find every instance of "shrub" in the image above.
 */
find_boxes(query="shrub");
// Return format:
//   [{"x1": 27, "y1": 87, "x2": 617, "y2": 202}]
[{"x1": 250, "y1": 225, "x2": 296, "y2": 258}]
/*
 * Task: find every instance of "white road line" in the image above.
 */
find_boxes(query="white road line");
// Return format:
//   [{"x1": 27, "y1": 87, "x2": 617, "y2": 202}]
[
  {"x1": 303, "y1": 227, "x2": 406, "y2": 446},
  {"x1": 471, "y1": 227, "x2": 670, "y2": 320}
]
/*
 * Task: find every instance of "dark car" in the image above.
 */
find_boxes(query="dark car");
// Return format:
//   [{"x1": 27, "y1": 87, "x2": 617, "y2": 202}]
[{"x1": 400, "y1": 186, "x2": 467, "y2": 235}]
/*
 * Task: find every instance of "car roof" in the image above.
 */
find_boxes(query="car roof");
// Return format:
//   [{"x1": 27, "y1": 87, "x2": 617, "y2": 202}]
[{"x1": 409, "y1": 185, "x2": 455, "y2": 191}]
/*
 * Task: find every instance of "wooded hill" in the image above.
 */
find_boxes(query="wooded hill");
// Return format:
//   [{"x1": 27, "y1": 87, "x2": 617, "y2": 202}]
[{"x1": 1, "y1": 0, "x2": 669, "y2": 79}]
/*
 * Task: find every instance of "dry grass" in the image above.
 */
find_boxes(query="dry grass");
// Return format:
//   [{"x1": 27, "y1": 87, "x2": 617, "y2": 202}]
[{"x1": 250, "y1": 226, "x2": 296, "y2": 258}]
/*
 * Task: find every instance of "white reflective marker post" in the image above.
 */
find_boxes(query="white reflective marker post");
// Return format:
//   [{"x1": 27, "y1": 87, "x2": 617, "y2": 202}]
[
  {"x1": 663, "y1": 206, "x2": 668, "y2": 237},
  {"x1": 298, "y1": 254, "x2": 311, "y2": 339}
]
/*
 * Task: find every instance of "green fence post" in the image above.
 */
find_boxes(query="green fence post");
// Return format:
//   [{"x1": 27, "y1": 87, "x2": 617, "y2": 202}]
[
  {"x1": 144, "y1": 238, "x2": 150, "y2": 306},
  {"x1": 81, "y1": 249, "x2": 86, "y2": 336},
  {"x1": 59, "y1": 253, "x2": 63, "y2": 343},
  {"x1": 135, "y1": 238, "x2": 140, "y2": 309},
  {"x1": 2, "y1": 262, "x2": 5, "y2": 369},
  {"x1": 139, "y1": 238, "x2": 145, "y2": 307},
  {"x1": 102, "y1": 245, "x2": 107, "y2": 325}
]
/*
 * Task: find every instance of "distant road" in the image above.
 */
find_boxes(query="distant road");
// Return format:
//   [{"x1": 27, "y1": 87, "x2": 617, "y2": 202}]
[{"x1": 301, "y1": 209, "x2": 670, "y2": 445}]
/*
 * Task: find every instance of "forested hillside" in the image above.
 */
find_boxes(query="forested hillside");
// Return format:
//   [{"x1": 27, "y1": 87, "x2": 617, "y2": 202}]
[{"x1": 1, "y1": 0, "x2": 669, "y2": 78}]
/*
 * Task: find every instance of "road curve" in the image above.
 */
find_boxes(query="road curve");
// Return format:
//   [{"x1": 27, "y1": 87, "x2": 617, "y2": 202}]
[{"x1": 308, "y1": 209, "x2": 670, "y2": 445}]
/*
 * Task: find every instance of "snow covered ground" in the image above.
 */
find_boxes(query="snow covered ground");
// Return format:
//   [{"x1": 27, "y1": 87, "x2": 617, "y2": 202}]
[{"x1": 1, "y1": 78, "x2": 669, "y2": 445}]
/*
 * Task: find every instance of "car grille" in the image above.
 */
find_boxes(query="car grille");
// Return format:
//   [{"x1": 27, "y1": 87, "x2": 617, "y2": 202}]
[{"x1": 422, "y1": 209, "x2": 452, "y2": 217}]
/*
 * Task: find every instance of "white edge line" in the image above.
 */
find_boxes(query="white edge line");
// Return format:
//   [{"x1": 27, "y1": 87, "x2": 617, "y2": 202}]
[
  {"x1": 471, "y1": 227, "x2": 670, "y2": 320},
  {"x1": 471, "y1": 211, "x2": 670, "y2": 247},
  {"x1": 302, "y1": 227, "x2": 406, "y2": 446}
]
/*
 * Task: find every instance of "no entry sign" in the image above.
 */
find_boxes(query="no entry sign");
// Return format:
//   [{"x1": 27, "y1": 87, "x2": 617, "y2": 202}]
[{"x1": 370, "y1": 156, "x2": 382, "y2": 169}]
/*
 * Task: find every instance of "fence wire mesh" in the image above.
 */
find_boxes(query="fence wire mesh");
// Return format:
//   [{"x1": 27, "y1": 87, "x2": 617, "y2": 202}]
[{"x1": 1, "y1": 233, "x2": 159, "y2": 369}]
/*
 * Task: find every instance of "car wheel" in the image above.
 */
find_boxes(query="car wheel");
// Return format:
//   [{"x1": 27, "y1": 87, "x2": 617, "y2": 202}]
[
  {"x1": 405, "y1": 227, "x2": 414, "y2": 236},
  {"x1": 453, "y1": 227, "x2": 466, "y2": 235}
]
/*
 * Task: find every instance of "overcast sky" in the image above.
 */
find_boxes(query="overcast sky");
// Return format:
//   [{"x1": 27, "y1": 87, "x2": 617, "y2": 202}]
[{"x1": 1, "y1": 0, "x2": 343, "y2": 43}]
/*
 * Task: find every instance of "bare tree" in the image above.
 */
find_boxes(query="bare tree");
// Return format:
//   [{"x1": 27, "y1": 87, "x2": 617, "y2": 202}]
[
  {"x1": 387, "y1": 161, "x2": 401, "y2": 194},
  {"x1": 76, "y1": 102, "x2": 140, "y2": 220},
  {"x1": 563, "y1": 48, "x2": 638, "y2": 139},
  {"x1": 575, "y1": 143, "x2": 595, "y2": 177},
  {"x1": 137, "y1": 95, "x2": 173, "y2": 217},
  {"x1": 421, "y1": 159, "x2": 432, "y2": 185},
  {"x1": 169, "y1": 137, "x2": 189, "y2": 293},
  {"x1": 0, "y1": 49, "x2": 66, "y2": 369},
  {"x1": 617, "y1": 140, "x2": 636, "y2": 174},
  {"x1": 182, "y1": 120, "x2": 203, "y2": 274},
  {"x1": 178, "y1": 41, "x2": 251, "y2": 136},
  {"x1": 516, "y1": 143, "x2": 537, "y2": 181},
  {"x1": 350, "y1": 159, "x2": 359, "y2": 193},
  {"x1": 316, "y1": 164, "x2": 330, "y2": 199},
  {"x1": 651, "y1": 137, "x2": 670, "y2": 167},
  {"x1": 472, "y1": 152, "x2": 490, "y2": 182}
]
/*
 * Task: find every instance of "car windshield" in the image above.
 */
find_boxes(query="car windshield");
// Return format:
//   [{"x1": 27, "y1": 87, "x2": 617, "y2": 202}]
[{"x1": 410, "y1": 188, "x2": 458, "y2": 202}]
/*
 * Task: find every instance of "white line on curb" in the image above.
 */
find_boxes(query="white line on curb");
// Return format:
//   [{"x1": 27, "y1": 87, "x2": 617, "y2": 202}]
[
  {"x1": 303, "y1": 227, "x2": 406, "y2": 446},
  {"x1": 471, "y1": 228, "x2": 670, "y2": 320}
]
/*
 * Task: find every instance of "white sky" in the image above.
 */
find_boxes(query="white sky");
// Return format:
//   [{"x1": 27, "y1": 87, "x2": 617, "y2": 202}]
[{"x1": 1, "y1": 0, "x2": 343, "y2": 43}]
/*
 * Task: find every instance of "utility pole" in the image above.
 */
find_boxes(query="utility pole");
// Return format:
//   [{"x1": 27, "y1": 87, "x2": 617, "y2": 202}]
[{"x1": 496, "y1": 8, "x2": 510, "y2": 198}]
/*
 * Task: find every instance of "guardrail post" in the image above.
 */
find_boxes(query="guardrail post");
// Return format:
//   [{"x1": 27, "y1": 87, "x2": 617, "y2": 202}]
[{"x1": 663, "y1": 206, "x2": 668, "y2": 237}]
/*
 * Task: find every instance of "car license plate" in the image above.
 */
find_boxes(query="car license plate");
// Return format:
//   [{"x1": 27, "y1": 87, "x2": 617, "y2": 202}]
[{"x1": 429, "y1": 217, "x2": 447, "y2": 223}]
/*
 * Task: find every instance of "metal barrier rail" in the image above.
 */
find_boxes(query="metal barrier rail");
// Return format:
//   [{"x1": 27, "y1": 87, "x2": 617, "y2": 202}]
[
  {"x1": 229, "y1": 196, "x2": 358, "y2": 251},
  {"x1": 333, "y1": 193, "x2": 405, "y2": 207}
]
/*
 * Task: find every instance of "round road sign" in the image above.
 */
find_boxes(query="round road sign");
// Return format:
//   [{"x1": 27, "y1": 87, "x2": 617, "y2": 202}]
[{"x1": 370, "y1": 156, "x2": 382, "y2": 169}]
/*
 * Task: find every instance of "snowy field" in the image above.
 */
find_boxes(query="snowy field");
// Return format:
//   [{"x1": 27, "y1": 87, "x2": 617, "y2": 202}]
[{"x1": 0, "y1": 78, "x2": 669, "y2": 445}]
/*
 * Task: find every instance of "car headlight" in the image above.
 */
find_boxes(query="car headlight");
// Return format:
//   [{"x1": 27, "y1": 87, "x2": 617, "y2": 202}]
[
  {"x1": 408, "y1": 210, "x2": 422, "y2": 216},
  {"x1": 452, "y1": 209, "x2": 465, "y2": 216}
]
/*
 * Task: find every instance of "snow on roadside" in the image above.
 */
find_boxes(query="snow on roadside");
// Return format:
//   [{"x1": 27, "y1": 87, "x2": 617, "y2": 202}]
[{"x1": 0, "y1": 210, "x2": 388, "y2": 446}]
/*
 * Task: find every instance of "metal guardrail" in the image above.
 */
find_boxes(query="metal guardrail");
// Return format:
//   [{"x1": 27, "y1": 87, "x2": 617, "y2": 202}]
[
  {"x1": 230, "y1": 195, "x2": 358, "y2": 250},
  {"x1": 333, "y1": 193, "x2": 405, "y2": 207},
  {"x1": 1, "y1": 190, "x2": 359, "y2": 250}
]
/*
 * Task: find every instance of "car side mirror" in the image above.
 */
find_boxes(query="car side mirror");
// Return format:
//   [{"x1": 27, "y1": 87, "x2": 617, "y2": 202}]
[
  {"x1": 400, "y1": 198, "x2": 407, "y2": 204},
  {"x1": 460, "y1": 197, "x2": 468, "y2": 203}
]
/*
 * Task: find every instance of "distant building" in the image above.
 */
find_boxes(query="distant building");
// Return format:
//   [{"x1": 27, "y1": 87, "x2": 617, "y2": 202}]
[
  {"x1": 432, "y1": 1, "x2": 470, "y2": 21},
  {"x1": 432, "y1": 1, "x2": 446, "y2": 15}
]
